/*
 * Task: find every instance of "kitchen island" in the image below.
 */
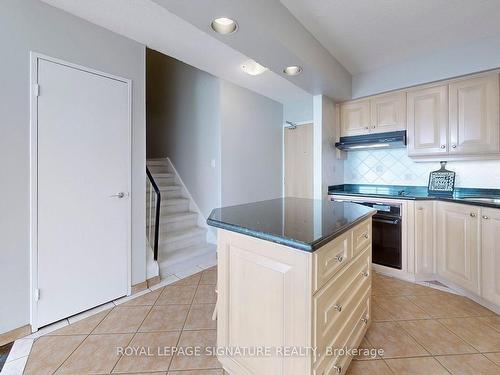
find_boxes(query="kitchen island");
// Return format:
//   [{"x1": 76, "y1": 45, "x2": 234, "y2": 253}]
[{"x1": 207, "y1": 198, "x2": 376, "y2": 375}]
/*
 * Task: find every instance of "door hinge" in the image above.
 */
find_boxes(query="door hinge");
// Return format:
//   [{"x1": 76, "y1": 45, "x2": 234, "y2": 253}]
[
  {"x1": 33, "y1": 84, "x2": 40, "y2": 97},
  {"x1": 34, "y1": 288, "x2": 40, "y2": 301}
]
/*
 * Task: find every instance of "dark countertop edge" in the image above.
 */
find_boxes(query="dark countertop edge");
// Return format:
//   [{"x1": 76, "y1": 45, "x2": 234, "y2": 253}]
[
  {"x1": 328, "y1": 185, "x2": 500, "y2": 209},
  {"x1": 207, "y1": 209, "x2": 376, "y2": 253}
]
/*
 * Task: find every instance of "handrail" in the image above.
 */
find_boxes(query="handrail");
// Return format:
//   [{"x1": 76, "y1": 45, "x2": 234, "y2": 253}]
[{"x1": 146, "y1": 167, "x2": 161, "y2": 261}]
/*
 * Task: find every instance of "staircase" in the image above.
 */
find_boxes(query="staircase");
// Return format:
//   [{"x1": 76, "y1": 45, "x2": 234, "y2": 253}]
[{"x1": 146, "y1": 158, "x2": 215, "y2": 278}]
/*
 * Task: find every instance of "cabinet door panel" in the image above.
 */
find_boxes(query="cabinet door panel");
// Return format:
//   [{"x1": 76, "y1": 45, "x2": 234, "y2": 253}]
[
  {"x1": 407, "y1": 85, "x2": 448, "y2": 156},
  {"x1": 370, "y1": 91, "x2": 406, "y2": 133},
  {"x1": 415, "y1": 201, "x2": 435, "y2": 275},
  {"x1": 437, "y1": 202, "x2": 480, "y2": 294},
  {"x1": 481, "y1": 208, "x2": 500, "y2": 306},
  {"x1": 340, "y1": 99, "x2": 370, "y2": 136},
  {"x1": 449, "y1": 74, "x2": 500, "y2": 154}
]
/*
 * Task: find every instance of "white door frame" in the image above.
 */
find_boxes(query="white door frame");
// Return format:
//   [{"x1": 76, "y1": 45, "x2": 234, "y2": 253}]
[{"x1": 29, "y1": 52, "x2": 132, "y2": 331}]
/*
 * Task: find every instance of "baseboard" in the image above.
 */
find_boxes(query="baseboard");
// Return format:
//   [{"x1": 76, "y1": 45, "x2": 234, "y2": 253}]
[
  {"x1": 131, "y1": 280, "x2": 148, "y2": 294},
  {"x1": 0, "y1": 324, "x2": 31, "y2": 346},
  {"x1": 371, "y1": 264, "x2": 414, "y2": 281},
  {"x1": 147, "y1": 275, "x2": 161, "y2": 288}
]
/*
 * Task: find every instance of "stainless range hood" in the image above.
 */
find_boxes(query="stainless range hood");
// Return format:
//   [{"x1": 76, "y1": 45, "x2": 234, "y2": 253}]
[{"x1": 334, "y1": 130, "x2": 407, "y2": 151}]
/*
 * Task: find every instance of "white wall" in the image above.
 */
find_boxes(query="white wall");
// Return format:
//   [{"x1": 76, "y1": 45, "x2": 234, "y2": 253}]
[
  {"x1": 146, "y1": 54, "x2": 283, "y2": 210},
  {"x1": 0, "y1": 0, "x2": 146, "y2": 334},
  {"x1": 283, "y1": 98, "x2": 313, "y2": 124},
  {"x1": 344, "y1": 149, "x2": 500, "y2": 189},
  {"x1": 353, "y1": 34, "x2": 500, "y2": 98},
  {"x1": 146, "y1": 50, "x2": 221, "y2": 218},
  {"x1": 220, "y1": 81, "x2": 284, "y2": 207}
]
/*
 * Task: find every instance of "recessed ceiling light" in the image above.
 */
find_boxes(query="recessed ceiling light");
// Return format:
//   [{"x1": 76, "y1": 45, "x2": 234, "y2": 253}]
[
  {"x1": 283, "y1": 66, "x2": 303, "y2": 76},
  {"x1": 241, "y1": 59, "x2": 268, "y2": 76},
  {"x1": 211, "y1": 17, "x2": 238, "y2": 35}
]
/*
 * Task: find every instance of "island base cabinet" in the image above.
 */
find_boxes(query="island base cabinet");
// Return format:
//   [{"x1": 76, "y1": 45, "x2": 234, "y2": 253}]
[
  {"x1": 216, "y1": 220, "x2": 373, "y2": 375},
  {"x1": 216, "y1": 230, "x2": 312, "y2": 375},
  {"x1": 481, "y1": 208, "x2": 500, "y2": 306}
]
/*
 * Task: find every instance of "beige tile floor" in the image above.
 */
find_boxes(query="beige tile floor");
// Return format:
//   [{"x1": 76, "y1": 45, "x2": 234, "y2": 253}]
[{"x1": 19, "y1": 269, "x2": 500, "y2": 375}]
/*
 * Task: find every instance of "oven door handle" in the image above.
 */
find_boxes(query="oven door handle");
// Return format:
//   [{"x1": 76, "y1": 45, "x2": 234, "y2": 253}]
[{"x1": 373, "y1": 217, "x2": 400, "y2": 225}]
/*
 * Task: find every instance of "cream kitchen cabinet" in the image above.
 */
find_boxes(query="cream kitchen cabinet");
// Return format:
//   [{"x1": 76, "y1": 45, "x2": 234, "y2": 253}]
[
  {"x1": 481, "y1": 207, "x2": 500, "y2": 306},
  {"x1": 340, "y1": 99, "x2": 370, "y2": 136},
  {"x1": 449, "y1": 73, "x2": 500, "y2": 155},
  {"x1": 370, "y1": 91, "x2": 406, "y2": 134},
  {"x1": 414, "y1": 201, "x2": 435, "y2": 276},
  {"x1": 407, "y1": 85, "x2": 448, "y2": 156},
  {"x1": 437, "y1": 202, "x2": 481, "y2": 294},
  {"x1": 340, "y1": 92, "x2": 406, "y2": 136}
]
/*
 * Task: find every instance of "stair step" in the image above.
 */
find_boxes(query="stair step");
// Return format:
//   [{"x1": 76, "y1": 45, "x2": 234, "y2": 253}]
[
  {"x1": 147, "y1": 159, "x2": 168, "y2": 166},
  {"x1": 159, "y1": 243, "x2": 216, "y2": 272},
  {"x1": 161, "y1": 227, "x2": 206, "y2": 244},
  {"x1": 152, "y1": 172, "x2": 174, "y2": 178},
  {"x1": 158, "y1": 227, "x2": 206, "y2": 253},
  {"x1": 147, "y1": 185, "x2": 182, "y2": 199},
  {"x1": 147, "y1": 211, "x2": 197, "y2": 224}
]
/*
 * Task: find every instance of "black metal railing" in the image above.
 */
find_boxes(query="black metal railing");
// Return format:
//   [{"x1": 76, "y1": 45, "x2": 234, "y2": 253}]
[{"x1": 146, "y1": 167, "x2": 161, "y2": 261}]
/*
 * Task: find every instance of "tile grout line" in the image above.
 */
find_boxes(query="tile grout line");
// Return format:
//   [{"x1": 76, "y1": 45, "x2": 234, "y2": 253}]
[
  {"x1": 108, "y1": 302, "x2": 156, "y2": 374},
  {"x1": 48, "y1": 307, "x2": 114, "y2": 375}
]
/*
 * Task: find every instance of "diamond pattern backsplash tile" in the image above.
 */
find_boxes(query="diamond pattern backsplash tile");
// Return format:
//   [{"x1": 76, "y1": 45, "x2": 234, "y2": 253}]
[{"x1": 344, "y1": 149, "x2": 500, "y2": 188}]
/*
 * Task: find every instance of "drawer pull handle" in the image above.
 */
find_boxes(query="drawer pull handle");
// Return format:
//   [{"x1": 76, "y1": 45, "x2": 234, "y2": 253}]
[
  {"x1": 361, "y1": 271, "x2": 369, "y2": 277},
  {"x1": 470, "y1": 212, "x2": 476, "y2": 218},
  {"x1": 333, "y1": 304, "x2": 343, "y2": 312},
  {"x1": 361, "y1": 316, "x2": 369, "y2": 324},
  {"x1": 482, "y1": 215, "x2": 489, "y2": 220},
  {"x1": 334, "y1": 255, "x2": 344, "y2": 262},
  {"x1": 332, "y1": 364, "x2": 342, "y2": 374},
  {"x1": 363, "y1": 233, "x2": 369, "y2": 239}
]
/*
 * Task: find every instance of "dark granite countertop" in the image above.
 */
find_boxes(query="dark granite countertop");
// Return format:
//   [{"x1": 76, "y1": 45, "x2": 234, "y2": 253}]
[
  {"x1": 328, "y1": 184, "x2": 500, "y2": 209},
  {"x1": 207, "y1": 198, "x2": 376, "y2": 252}
]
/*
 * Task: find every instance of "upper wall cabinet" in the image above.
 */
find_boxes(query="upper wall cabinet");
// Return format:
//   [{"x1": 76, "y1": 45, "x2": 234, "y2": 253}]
[
  {"x1": 407, "y1": 85, "x2": 448, "y2": 156},
  {"x1": 449, "y1": 74, "x2": 500, "y2": 155},
  {"x1": 340, "y1": 99, "x2": 370, "y2": 136},
  {"x1": 340, "y1": 92, "x2": 406, "y2": 137},
  {"x1": 370, "y1": 92, "x2": 407, "y2": 134}
]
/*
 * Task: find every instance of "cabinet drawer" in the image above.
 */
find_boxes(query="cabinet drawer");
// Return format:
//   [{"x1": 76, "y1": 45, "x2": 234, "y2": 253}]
[
  {"x1": 313, "y1": 247, "x2": 371, "y2": 363},
  {"x1": 313, "y1": 232, "x2": 351, "y2": 292},
  {"x1": 314, "y1": 290, "x2": 371, "y2": 374},
  {"x1": 352, "y1": 219, "x2": 371, "y2": 257}
]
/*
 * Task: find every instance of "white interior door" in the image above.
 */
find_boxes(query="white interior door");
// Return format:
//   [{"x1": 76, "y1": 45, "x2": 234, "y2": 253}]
[
  {"x1": 284, "y1": 123, "x2": 313, "y2": 199},
  {"x1": 33, "y1": 56, "x2": 131, "y2": 328}
]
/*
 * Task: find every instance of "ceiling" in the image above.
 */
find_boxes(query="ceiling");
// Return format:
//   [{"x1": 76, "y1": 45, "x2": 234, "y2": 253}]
[
  {"x1": 42, "y1": 0, "x2": 500, "y2": 103},
  {"x1": 41, "y1": 0, "x2": 313, "y2": 104},
  {"x1": 281, "y1": 0, "x2": 500, "y2": 74}
]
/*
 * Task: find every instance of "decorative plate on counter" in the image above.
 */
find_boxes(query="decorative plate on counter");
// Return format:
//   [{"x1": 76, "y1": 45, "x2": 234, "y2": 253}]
[{"x1": 428, "y1": 161, "x2": 455, "y2": 196}]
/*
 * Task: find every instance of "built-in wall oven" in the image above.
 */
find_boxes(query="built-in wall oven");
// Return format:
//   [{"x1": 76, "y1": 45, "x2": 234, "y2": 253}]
[
  {"x1": 331, "y1": 197, "x2": 403, "y2": 270},
  {"x1": 358, "y1": 202, "x2": 402, "y2": 269}
]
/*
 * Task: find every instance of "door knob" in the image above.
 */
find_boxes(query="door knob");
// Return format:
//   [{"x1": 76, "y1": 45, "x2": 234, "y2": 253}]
[
  {"x1": 483, "y1": 215, "x2": 489, "y2": 220},
  {"x1": 110, "y1": 192, "x2": 126, "y2": 198},
  {"x1": 470, "y1": 212, "x2": 476, "y2": 217},
  {"x1": 452, "y1": 144, "x2": 457, "y2": 149},
  {"x1": 440, "y1": 145, "x2": 446, "y2": 149}
]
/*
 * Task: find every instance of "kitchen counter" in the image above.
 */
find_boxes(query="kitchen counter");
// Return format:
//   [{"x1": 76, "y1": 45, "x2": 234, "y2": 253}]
[
  {"x1": 207, "y1": 197, "x2": 376, "y2": 251},
  {"x1": 328, "y1": 184, "x2": 500, "y2": 208}
]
